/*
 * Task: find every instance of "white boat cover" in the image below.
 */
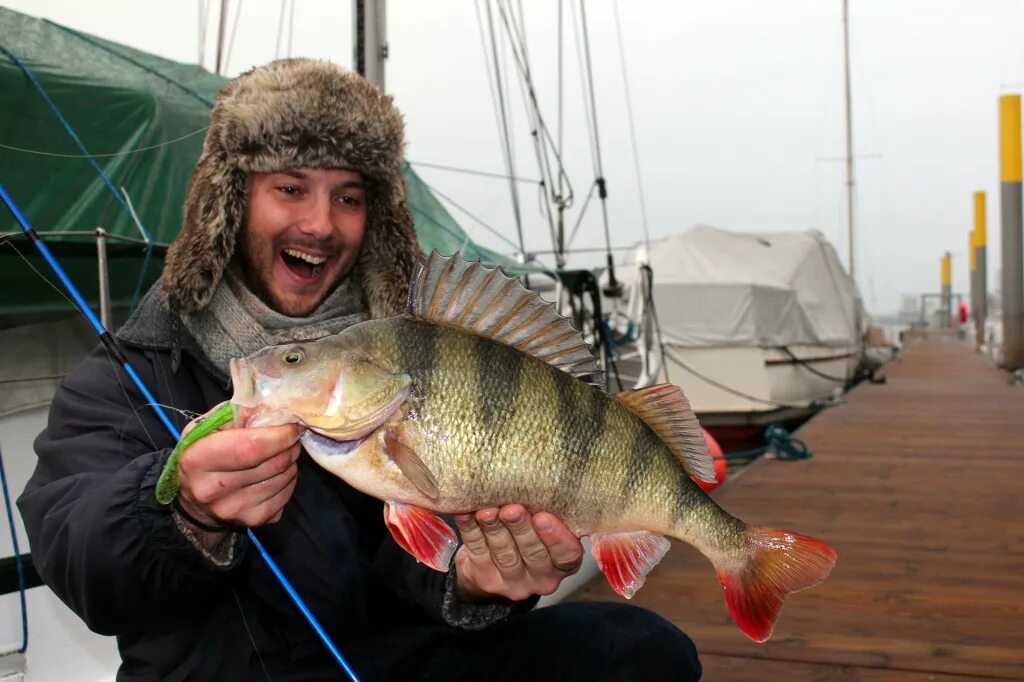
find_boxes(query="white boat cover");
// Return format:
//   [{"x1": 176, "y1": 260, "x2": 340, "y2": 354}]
[{"x1": 641, "y1": 224, "x2": 865, "y2": 348}]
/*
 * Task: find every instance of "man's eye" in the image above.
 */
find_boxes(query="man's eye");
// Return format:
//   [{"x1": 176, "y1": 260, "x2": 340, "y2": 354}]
[{"x1": 277, "y1": 186, "x2": 301, "y2": 196}]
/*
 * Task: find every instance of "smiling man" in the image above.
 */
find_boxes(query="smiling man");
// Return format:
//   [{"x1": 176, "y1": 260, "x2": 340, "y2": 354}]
[{"x1": 19, "y1": 59, "x2": 701, "y2": 681}]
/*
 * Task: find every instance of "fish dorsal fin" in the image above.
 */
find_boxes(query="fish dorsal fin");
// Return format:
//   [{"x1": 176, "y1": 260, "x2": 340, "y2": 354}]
[
  {"x1": 614, "y1": 384, "x2": 716, "y2": 483},
  {"x1": 408, "y1": 251, "x2": 602, "y2": 381}
]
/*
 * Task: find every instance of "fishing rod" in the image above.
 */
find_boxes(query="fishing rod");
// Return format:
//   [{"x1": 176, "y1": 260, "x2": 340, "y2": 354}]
[{"x1": 0, "y1": 184, "x2": 360, "y2": 682}]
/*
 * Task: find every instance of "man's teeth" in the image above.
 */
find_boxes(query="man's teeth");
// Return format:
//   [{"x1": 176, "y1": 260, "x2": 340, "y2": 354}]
[{"x1": 283, "y1": 248, "x2": 328, "y2": 266}]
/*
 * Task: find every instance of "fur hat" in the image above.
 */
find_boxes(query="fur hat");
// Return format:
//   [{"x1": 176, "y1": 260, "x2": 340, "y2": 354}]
[{"x1": 161, "y1": 58, "x2": 421, "y2": 318}]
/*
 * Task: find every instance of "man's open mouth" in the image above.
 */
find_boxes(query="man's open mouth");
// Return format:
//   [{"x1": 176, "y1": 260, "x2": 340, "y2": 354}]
[{"x1": 280, "y1": 247, "x2": 329, "y2": 281}]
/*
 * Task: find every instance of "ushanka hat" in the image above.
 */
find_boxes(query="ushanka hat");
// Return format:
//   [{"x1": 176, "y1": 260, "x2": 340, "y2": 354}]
[{"x1": 161, "y1": 58, "x2": 421, "y2": 318}]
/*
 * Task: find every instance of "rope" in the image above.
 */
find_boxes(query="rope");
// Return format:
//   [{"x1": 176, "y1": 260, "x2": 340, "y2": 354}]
[
  {"x1": 661, "y1": 346, "x2": 812, "y2": 409},
  {"x1": 779, "y1": 346, "x2": 850, "y2": 383},
  {"x1": 721, "y1": 425, "x2": 813, "y2": 462}
]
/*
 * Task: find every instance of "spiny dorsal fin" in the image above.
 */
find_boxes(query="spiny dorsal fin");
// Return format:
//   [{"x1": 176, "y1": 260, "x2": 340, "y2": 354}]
[
  {"x1": 408, "y1": 251, "x2": 602, "y2": 381},
  {"x1": 614, "y1": 384, "x2": 716, "y2": 483}
]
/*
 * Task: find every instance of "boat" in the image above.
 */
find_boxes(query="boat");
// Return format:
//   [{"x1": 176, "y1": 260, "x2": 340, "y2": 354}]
[{"x1": 618, "y1": 224, "x2": 865, "y2": 445}]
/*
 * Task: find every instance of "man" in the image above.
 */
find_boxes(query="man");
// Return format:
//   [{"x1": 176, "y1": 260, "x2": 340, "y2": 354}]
[{"x1": 19, "y1": 59, "x2": 701, "y2": 681}]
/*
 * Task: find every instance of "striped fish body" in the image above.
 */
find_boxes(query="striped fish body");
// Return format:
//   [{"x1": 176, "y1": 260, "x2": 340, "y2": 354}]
[
  {"x1": 340, "y1": 315, "x2": 726, "y2": 542},
  {"x1": 232, "y1": 252, "x2": 836, "y2": 643}
]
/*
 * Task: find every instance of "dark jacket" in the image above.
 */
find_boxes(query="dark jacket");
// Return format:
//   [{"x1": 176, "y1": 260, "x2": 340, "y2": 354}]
[{"x1": 18, "y1": 293, "x2": 525, "y2": 681}]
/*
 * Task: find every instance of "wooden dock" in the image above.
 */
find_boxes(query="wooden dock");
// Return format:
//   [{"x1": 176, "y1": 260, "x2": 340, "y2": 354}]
[{"x1": 573, "y1": 338, "x2": 1024, "y2": 680}]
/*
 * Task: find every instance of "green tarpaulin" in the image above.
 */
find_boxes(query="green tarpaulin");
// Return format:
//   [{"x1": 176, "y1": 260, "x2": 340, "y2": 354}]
[{"x1": 0, "y1": 6, "x2": 539, "y2": 318}]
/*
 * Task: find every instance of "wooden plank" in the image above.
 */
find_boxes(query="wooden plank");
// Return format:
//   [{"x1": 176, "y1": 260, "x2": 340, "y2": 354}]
[
  {"x1": 699, "y1": 654, "x2": 985, "y2": 681},
  {"x1": 572, "y1": 340, "x2": 1024, "y2": 680}
]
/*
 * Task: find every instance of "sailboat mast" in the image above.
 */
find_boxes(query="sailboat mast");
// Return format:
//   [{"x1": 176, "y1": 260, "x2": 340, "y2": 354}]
[
  {"x1": 842, "y1": 0, "x2": 855, "y2": 279},
  {"x1": 353, "y1": 0, "x2": 388, "y2": 90}
]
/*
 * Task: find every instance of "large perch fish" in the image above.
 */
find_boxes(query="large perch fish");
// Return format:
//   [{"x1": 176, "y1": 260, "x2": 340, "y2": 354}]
[{"x1": 228, "y1": 252, "x2": 836, "y2": 642}]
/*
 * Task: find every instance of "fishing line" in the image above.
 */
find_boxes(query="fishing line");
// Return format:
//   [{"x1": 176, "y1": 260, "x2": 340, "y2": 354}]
[{"x1": 0, "y1": 185, "x2": 360, "y2": 682}]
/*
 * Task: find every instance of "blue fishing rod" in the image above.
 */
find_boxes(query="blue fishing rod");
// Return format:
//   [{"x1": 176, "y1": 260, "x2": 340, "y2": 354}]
[{"x1": 0, "y1": 184, "x2": 360, "y2": 682}]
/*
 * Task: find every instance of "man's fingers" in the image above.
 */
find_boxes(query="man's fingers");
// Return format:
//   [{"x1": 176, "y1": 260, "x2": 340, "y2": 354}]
[
  {"x1": 187, "y1": 424, "x2": 301, "y2": 473},
  {"x1": 221, "y1": 466, "x2": 298, "y2": 527},
  {"x1": 532, "y1": 512, "x2": 584, "y2": 574},
  {"x1": 476, "y1": 508, "x2": 525, "y2": 576},
  {"x1": 498, "y1": 505, "x2": 552, "y2": 573},
  {"x1": 188, "y1": 445, "x2": 300, "y2": 504},
  {"x1": 454, "y1": 513, "x2": 491, "y2": 559}
]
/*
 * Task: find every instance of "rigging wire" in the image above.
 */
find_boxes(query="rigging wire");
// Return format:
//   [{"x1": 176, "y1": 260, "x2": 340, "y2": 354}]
[
  {"x1": 286, "y1": 0, "x2": 295, "y2": 58},
  {"x1": 482, "y1": 0, "x2": 527, "y2": 257},
  {"x1": 557, "y1": 0, "x2": 566, "y2": 259},
  {"x1": 419, "y1": 179, "x2": 526, "y2": 255},
  {"x1": 576, "y1": 0, "x2": 621, "y2": 297},
  {"x1": 566, "y1": 180, "x2": 597, "y2": 249},
  {"x1": 409, "y1": 160, "x2": 541, "y2": 185},
  {"x1": 495, "y1": 0, "x2": 561, "y2": 265},
  {"x1": 274, "y1": 0, "x2": 288, "y2": 60},
  {"x1": 0, "y1": 126, "x2": 211, "y2": 158},
  {"x1": 611, "y1": 0, "x2": 651, "y2": 253},
  {"x1": 223, "y1": 0, "x2": 244, "y2": 75},
  {"x1": 198, "y1": 0, "x2": 209, "y2": 69}
]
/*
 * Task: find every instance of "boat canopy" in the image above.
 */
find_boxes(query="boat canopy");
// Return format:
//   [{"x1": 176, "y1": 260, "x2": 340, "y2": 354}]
[{"x1": 641, "y1": 224, "x2": 865, "y2": 348}]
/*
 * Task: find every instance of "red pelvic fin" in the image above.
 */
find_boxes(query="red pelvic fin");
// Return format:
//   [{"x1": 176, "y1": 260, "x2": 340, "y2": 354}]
[
  {"x1": 383, "y1": 501, "x2": 458, "y2": 572},
  {"x1": 716, "y1": 527, "x2": 837, "y2": 643},
  {"x1": 590, "y1": 530, "x2": 671, "y2": 599}
]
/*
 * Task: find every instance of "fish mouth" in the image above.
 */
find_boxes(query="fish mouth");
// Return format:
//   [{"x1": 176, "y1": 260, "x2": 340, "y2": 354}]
[
  {"x1": 229, "y1": 358, "x2": 259, "y2": 408},
  {"x1": 301, "y1": 429, "x2": 368, "y2": 457}
]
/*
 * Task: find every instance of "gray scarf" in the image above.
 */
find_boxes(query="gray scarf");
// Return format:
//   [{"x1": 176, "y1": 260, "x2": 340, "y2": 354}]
[{"x1": 181, "y1": 270, "x2": 369, "y2": 381}]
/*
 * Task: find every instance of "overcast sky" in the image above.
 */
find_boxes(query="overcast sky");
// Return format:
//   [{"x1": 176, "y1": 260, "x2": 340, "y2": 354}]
[{"x1": 4, "y1": 0, "x2": 1023, "y2": 314}]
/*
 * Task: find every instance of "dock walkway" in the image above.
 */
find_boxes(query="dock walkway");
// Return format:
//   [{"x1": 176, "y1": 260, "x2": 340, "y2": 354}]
[{"x1": 573, "y1": 338, "x2": 1024, "y2": 680}]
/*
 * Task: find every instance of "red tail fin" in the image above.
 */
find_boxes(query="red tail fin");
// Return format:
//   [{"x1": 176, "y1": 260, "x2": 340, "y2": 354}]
[{"x1": 715, "y1": 528, "x2": 836, "y2": 643}]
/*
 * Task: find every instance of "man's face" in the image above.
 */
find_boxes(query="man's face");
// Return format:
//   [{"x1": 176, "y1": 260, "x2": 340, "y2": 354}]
[{"x1": 238, "y1": 168, "x2": 367, "y2": 317}]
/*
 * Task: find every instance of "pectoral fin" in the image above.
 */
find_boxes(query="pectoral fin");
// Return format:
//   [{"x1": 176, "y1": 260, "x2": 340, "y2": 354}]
[
  {"x1": 384, "y1": 428, "x2": 440, "y2": 500},
  {"x1": 383, "y1": 501, "x2": 458, "y2": 572},
  {"x1": 590, "y1": 530, "x2": 671, "y2": 599}
]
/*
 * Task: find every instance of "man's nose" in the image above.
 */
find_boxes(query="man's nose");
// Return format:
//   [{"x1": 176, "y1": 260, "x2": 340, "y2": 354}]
[{"x1": 298, "y1": 193, "x2": 334, "y2": 239}]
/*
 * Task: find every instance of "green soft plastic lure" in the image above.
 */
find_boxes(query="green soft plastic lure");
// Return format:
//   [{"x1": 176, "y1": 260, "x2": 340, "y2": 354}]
[{"x1": 155, "y1": 401, "x2": 236, "y2": 505}]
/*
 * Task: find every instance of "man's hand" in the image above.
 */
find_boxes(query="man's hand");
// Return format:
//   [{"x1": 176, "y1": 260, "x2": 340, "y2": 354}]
[
  {"x1": 175, "y1": 418, "x2": 302, "y2": 532},
  {"x1": 453, "y1": 505, "x2": 584, "y2": 603}
]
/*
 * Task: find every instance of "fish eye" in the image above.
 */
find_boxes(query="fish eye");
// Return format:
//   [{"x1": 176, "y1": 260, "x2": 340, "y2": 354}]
[{"x1": 283, "y1": 349, "x2": 304, "y2": 365}]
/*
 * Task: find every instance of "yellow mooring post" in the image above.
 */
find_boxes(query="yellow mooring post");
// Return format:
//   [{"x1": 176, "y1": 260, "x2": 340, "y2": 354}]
[
  {"x1": 973, "y1": 191, "x2": 988, "y2": 348},
  {"x1": 999, "y1": 94, "x2": 1023, "y2": 369},
  {"x1": 941, "y1": 251, "x2": 952, "y2": 328}
]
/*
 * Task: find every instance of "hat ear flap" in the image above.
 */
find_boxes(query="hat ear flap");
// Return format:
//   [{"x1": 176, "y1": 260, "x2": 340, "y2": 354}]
[
  {"x1": 359, "y1": 194, "x2": 422, "y2": 319},
  {"x1": 162, "y1": 157, "x2": 247, "y2": 313}
]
